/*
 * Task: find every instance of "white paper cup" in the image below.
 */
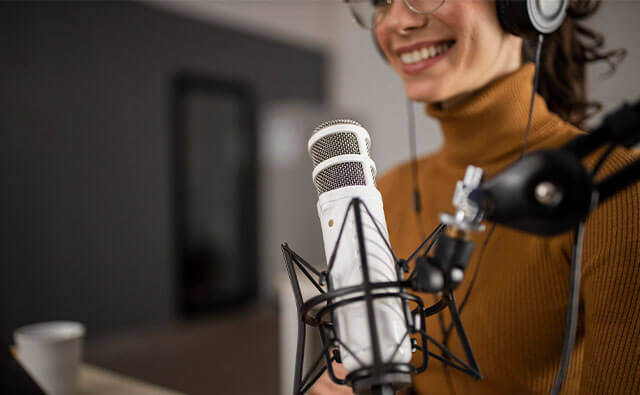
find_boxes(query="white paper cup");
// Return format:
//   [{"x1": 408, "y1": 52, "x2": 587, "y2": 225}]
[{"x1": 14, "y1": 321, "x2": 85, "y2": 395}]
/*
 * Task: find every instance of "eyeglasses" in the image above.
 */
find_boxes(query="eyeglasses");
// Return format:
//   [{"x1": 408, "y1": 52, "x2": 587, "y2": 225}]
[{"x1": 345, "y1": 0, "x2": 446, "y2": 30}]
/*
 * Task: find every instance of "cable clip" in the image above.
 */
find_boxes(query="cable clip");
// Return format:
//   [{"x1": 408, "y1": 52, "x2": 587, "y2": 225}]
[{"x1": 440, "y1": 165, "x2": 486, "y2": 232}]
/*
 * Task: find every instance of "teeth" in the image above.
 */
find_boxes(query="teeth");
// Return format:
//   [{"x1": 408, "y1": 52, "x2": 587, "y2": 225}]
[{"x1": 400, "y1": 42, "x2": 453, "y2": 65}]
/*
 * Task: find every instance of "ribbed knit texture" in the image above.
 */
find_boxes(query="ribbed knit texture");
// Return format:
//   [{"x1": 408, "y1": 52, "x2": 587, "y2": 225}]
[{"x1": 377, "y1": 64, "x2": 640, "y2": 394}]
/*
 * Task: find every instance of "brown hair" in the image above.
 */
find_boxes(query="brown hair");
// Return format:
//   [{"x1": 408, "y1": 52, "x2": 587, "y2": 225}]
[{"x1": 522, "y1": 0, "x2": 626, "y2": 129}]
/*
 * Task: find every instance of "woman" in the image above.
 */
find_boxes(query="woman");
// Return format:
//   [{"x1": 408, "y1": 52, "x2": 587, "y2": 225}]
[{"x1": 311, "y1": 0, "x2": 639, "y2": 394}]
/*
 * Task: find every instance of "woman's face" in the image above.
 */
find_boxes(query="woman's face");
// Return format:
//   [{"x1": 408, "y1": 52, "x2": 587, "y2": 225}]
[{"x1": 374, "y1": 0, "x2": 523, "y2": 104}]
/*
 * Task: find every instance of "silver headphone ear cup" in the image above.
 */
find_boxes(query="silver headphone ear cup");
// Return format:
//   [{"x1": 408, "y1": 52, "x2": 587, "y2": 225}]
[
  {"x1": 497, "y1": 0, "x2": 568, "y2": 38},
  {"x1": 529, "y1": 0, "x2": 569, "y2": 34}
]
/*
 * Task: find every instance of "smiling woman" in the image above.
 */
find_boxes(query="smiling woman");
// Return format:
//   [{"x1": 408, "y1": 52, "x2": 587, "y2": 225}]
[
  {"x1": 311, "y1": 0, "x2": 640, "y2": 394},
  {"x1": 373, "y1": 0, "x2": 524, "y2": 105}
]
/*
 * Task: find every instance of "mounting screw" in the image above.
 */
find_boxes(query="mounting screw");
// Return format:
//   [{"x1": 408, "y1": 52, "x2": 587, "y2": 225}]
[
  {"x1": 319, "y1": 271, "x2": 327, "y2": 286},
  {"x1": 399, "y1": 259, "x2": 410, "y2": 273},
  {"x1": 535, "y1": 181, "x2": 562, "y2": 207},
  {"x1": 411, "y1": 338, "x2": 418, "y2": 352},
  {"x1": 450, "y1": 267, "x2": 464, "y2": 284}
]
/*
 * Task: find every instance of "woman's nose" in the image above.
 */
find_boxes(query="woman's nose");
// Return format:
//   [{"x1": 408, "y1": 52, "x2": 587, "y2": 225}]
[{"x1": 385, "y1": 0, "x2": 429, "y2": 35}]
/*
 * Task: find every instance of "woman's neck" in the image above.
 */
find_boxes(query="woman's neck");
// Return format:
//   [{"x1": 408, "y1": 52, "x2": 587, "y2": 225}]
[
  {"x1": 425, "y1": 63, "x2": 561, "y2": 173},
  {"x1": 437, "y1": 40, "x2": 524, "y2": 110}
]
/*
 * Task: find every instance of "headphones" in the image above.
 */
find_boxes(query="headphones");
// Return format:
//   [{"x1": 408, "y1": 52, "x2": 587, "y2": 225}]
[
  {"x1": 497, "y1": 0, "x2": 569, "y2": 37},
  {"x1": 373, "y1": 0, "x2": 569, "y2": 59}
]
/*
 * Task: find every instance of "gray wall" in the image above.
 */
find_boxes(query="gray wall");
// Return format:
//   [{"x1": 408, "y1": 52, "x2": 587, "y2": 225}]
[{"x1": 0, "y1": 1, "x2": 326, "y2": 337}]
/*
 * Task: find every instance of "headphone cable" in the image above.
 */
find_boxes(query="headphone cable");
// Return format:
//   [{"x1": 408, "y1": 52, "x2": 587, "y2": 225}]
[
  {"x1": 520, "y1": 34, "x2": 544, "y2": 158},
  {"x1": 407, "y1": 33, "x2": 547, "y2": 393},
  {"x1": 442, "y1": 33, "x2": 545, "y2": 343},
  {"x1": 407, "y1": 97, "x2": 457, "y2": 395}
]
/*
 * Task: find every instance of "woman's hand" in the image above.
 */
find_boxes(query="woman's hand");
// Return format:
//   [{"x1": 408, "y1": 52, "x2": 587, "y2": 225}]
[{"x1": 309, "y1": 361, "x2": 352, "y2": 395}]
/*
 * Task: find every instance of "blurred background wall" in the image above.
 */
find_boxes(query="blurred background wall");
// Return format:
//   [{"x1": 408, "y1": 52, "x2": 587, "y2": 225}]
[
  {"x1": 1, "y1": 1, "x2": 639, "y2": 394},
  {"x1": 154, "y1": 0, "x2": 640, "y2": 170},
  {"x1": 0, "y1": 0, "x2": 326, "y2": 336}
]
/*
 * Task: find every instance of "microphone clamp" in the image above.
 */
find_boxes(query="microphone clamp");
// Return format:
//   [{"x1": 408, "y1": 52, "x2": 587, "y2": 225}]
[
  {"x1": 413, "y1": 166, "x2": 487, "y2": 293},
  {"x1": 440, "y1": 165, "x2": 486, "y2": 233}
]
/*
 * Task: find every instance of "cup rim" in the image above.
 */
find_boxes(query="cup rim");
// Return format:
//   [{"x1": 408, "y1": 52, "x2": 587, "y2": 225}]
[{"x1": 14, "y1": 321, "x2": 85, "y2": 344}]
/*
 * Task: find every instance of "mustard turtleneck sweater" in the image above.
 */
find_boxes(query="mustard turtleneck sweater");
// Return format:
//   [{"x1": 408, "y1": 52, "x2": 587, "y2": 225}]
[{"x1": 378, "y1": 64, "x2": 640, "y2": 394}]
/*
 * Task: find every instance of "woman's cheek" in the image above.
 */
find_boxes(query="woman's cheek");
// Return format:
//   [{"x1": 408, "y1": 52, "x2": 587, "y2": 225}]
[{"x1": 374, "y1": 27, "x2": 389, "y2": 58}]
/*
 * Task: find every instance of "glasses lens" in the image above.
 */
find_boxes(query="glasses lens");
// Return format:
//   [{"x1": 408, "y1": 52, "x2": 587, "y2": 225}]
[
  {"x1": 346, "y1": 0, "x2": 389, "y2": 30},
  {"x1": 405, "y1": 0, "x2": 446, "y2": 14},
  {"x1": 346, "y1": 0, "x2": 446, "y2": 30}
]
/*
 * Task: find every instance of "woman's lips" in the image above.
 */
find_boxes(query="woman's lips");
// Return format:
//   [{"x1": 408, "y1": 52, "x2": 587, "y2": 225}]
[{"x1": 399, "y1": 42, "x2": 455, "y2": 76}]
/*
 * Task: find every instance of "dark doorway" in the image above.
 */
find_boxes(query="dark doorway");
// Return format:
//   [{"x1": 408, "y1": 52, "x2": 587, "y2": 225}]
[{"x1": 171, "y1": 74, "x2": 257, "y2": 315}]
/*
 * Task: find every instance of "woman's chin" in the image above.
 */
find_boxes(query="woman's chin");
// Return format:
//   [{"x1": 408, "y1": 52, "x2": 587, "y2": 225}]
[{"x1": 404, "y1": 83, "x2": 453, "y2": 104}]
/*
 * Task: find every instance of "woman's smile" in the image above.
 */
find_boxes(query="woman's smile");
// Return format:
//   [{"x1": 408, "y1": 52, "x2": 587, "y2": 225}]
[
  {"x1": 374, "y1": 0, "x2": 524, "y2": 103},
  {"x1": 395, "y1": 40, "x2": 456, "y2": 75}
]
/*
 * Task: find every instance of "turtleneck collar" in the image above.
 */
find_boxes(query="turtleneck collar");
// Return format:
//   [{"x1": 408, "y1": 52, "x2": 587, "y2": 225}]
[{"x1": 426, "y1": 63, "x2": 562, "y2": 173}]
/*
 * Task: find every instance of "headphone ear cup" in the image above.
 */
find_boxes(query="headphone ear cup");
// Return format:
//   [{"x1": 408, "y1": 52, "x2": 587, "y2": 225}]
[
  {"x1": 496, "y1": 0, "x2": 532, "y2": 37},
  {"x1": 496, "y1": 0, "x2": 569, "y2": 38}
]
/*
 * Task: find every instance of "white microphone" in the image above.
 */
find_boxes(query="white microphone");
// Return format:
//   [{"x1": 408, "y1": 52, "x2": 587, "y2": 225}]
[{"x1": 308, "y1": 119, "x2": 411, "y2": 374}]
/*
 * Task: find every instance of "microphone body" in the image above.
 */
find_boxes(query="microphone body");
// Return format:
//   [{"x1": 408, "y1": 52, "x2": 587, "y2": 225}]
[{"x1": 308, "y1": 121, "x2": 411, "y2": 373}]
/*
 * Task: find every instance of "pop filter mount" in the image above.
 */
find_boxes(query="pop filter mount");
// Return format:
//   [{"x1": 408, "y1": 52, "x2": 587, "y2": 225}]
[{"x1": 281, "y1": 168, "x2": 486, "y2": 395}]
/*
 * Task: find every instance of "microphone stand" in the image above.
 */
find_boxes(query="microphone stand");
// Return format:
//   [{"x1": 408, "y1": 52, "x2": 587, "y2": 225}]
[
  {"x1": 282, "y1": 194, "x2": 482, "y2": 395},
  {"x1": 283, "y1": 100, "x2": 640, "y2": 395},
  {"x1": 471, "y1": 99, "x2": 640, "y2": 236}
]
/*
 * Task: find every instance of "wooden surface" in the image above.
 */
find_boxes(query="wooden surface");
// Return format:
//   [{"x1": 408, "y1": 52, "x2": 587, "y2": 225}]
[
  {"x1": 84, "y1": 308, "x2": 279, "y2": 395},
  {"x1": 79, "y1": 364, "x2": 184, "y2": 395},
  {"x1": 11, "y1": 346, "x2": 184, "y2": 395},
  {"x1": 11, "y1": 308, "x2": 279, "y2": 394}
]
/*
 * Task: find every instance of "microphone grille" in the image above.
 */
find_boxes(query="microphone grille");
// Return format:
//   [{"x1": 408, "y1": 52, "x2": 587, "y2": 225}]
[
  {"x1": 309, "y1": 119, "x2": 376, "y2": 195},
  {"x1": 310, "y1": 132, "x2": 360, "y2": 167},
  {"x1": 312, "y1": 119, "x2": 363, "y2": 134},
  {"x1": 314, "y1": 161, "x2": 366, "y2": 195},
  {"x1": 309, "y1": 119, "x2": 371, "y2": 167}
]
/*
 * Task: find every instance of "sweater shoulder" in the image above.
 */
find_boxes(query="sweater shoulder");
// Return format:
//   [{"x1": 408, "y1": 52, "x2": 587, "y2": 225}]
[
  {"x1": 590, "y1": 145, "x2": 640, "y2": 218},
  {"x1": 579, "y1": 146, "x2": 640, "y2": 270}
]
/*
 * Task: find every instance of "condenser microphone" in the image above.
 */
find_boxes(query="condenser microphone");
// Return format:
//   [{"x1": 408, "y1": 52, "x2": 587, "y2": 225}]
[{"x1": 308, "y1": 119, "x2": 411, "y2": 393}]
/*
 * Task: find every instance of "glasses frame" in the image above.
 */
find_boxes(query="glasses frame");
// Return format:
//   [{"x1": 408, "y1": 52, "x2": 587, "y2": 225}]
[{"x1": 344, "y1": 0, "x2": 447, "y2": 30}]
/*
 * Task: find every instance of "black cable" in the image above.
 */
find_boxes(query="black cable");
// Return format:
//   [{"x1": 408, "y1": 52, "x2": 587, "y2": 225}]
[
  {"x1": 442, "y1": 223, "x2": 496, "y2": 345},
  {"x1": 458, "y1": 223, "x2": 495, "y2": 312},
  {"x1": 521, "y1": 33, "x2": 587, "y2": 394},
  {"x1": 520, "y1": 34, "x2": 544, "y2": 159},
  {"x1": 406, "y1": 33, "x2": 544, "y2": 392},
  {"x1": 551, "y1": 221, "x2": 586, "y2": 395},
  {"x1": 407, "y1": 97, "x2": 457, "y2": 395},
  {"x1": 441, "y1": 34, "x2": 546, "y2": 344},
  {"x1": 407, "y1": 97, "x2": 427, "y2": 236},
  {"x1": 401, "y1": 28, "x2": 592, "y2": 395},
  {"x1": 548, "y1": 107, "x2": 613, "y2": 395}
]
